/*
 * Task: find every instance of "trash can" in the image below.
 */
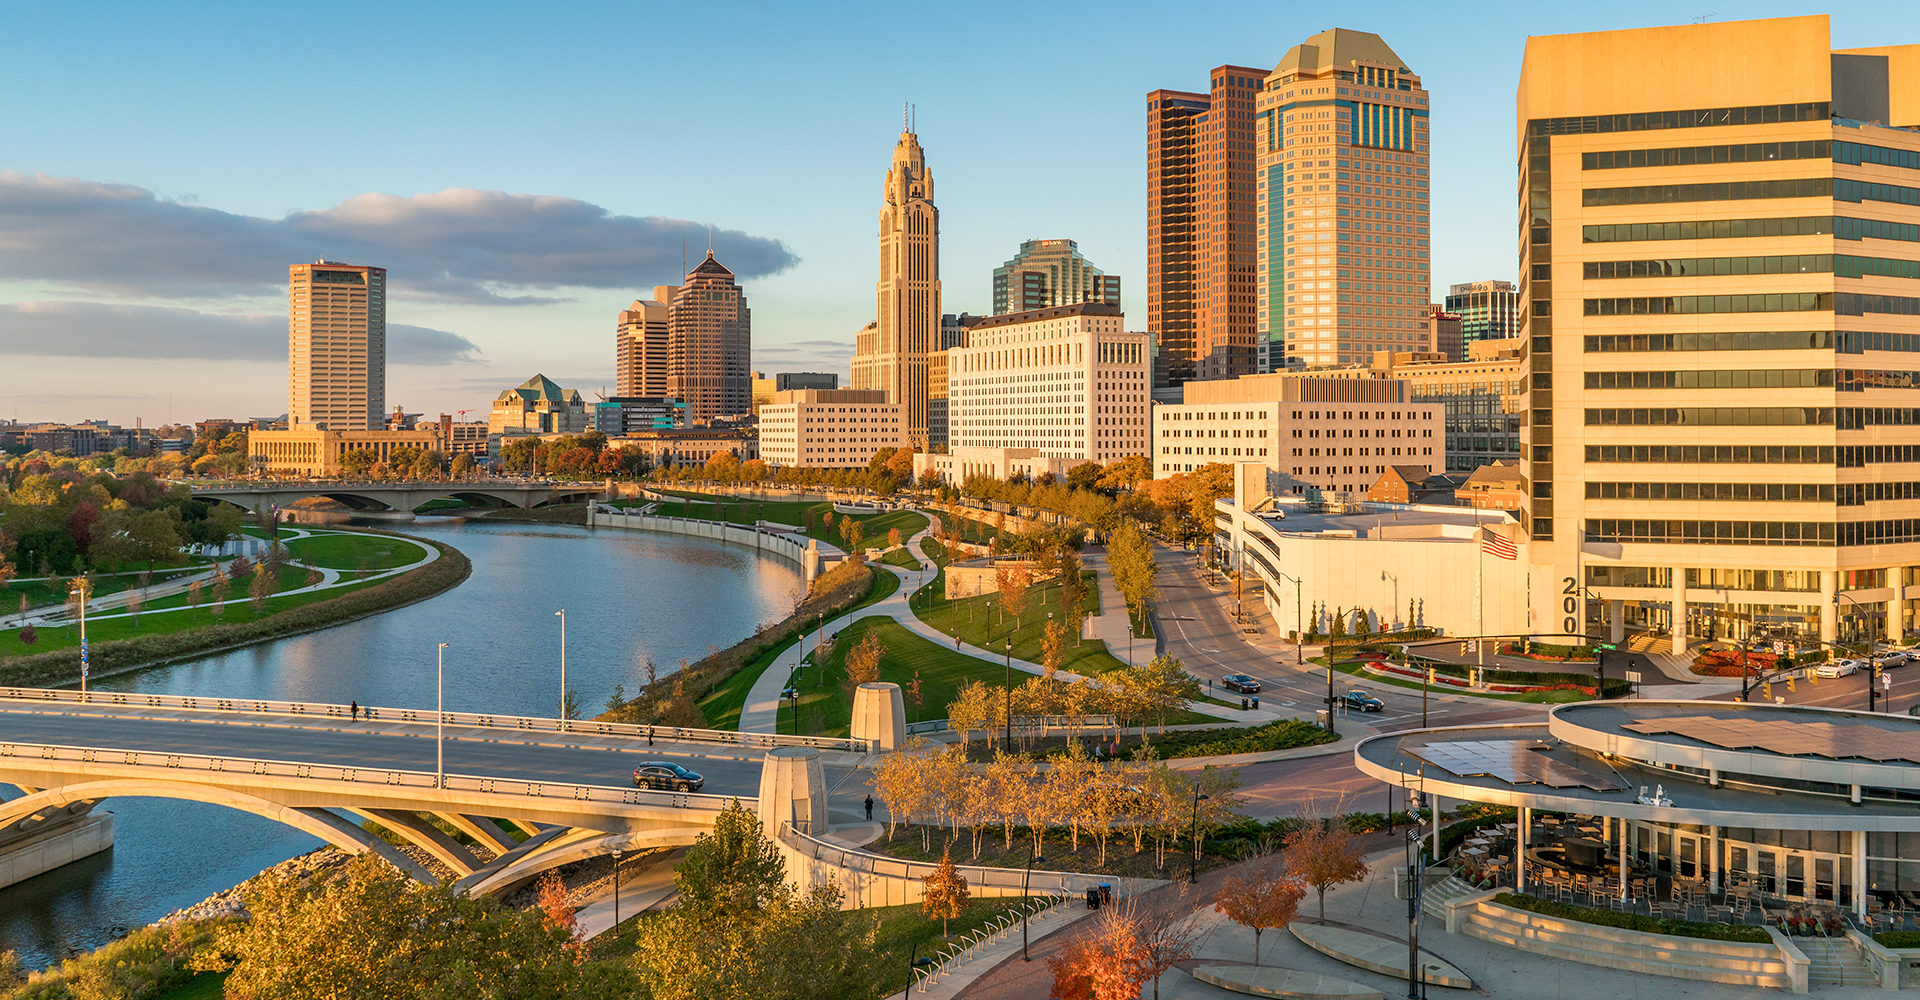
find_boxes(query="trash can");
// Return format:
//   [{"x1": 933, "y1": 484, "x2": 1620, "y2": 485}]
[
  {"x1": 1086, "y1": 887, "x2": 1102, "y2": 910},
  {"x1": 1240, "y1": 697, "x2": 1249, "y2": 710},
  {"x1": 1316, "y1": 709, "x2": 1330, "y2": 728},
  {"x1": 1099, "y1": 883, "x2": 1113, "y2": 905}
]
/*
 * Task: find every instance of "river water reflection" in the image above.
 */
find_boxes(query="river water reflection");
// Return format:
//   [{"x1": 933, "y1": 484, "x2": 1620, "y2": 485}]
[{"x1": 0, "y1": 517, "x2": 801, "y2": 967}]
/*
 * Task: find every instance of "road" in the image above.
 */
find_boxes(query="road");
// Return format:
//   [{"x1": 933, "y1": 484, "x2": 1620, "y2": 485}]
[{"x1": 0, "y1": 701, "x2": 843, "y2": 799}]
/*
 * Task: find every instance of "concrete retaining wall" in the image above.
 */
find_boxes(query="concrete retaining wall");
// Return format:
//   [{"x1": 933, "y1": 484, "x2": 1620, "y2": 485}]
[
  {"x1": 776, "y1": 825, "x2": 1159, "y2": 911},
  {"x1": 1460, "y1": 898, "x2": 1803, "y2": 992},
  {"x1": 0, "y1": 812, "x2": 113, "y2": 890},
  {"x1": 590, "y1": 508, "x2": 825, "y2": 584}
]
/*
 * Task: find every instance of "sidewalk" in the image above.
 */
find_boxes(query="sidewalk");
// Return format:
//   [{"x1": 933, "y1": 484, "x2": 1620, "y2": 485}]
[
  {"x1": 574, "y1": 851, "x2": 682, "y2": 938},
  {"x1": 913, "y1": 898, "x2": 1093, "y2": 999}
]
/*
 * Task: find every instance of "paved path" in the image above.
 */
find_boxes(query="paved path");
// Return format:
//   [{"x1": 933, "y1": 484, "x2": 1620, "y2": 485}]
[
  {"x1": 573, "y1": 849, "x2": 683, "y2": 938},
  {"x1": 740, "y1": 514, "x2": 1284, "y2": 735}
]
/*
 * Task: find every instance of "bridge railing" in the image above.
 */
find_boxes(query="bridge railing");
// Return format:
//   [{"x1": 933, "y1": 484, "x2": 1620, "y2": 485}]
[
  {"x1": 0, "y1": 687, "x2": 872, "y2": 754},
  {"x1": 0, "y1": 739, "x2": 741, "y2": 812}
]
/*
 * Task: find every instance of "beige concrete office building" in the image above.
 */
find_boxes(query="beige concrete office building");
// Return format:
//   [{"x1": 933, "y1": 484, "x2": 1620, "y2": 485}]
[
  {"x1": 249, "y1": 427, "x2": 440, "y2": 478},
  {"x1": 851, "y1": 125, "x2": 941, "y2": 447},
  {"x1": 288, "y1": 261, "x2": 385, "y2": 430},
  {"x1": 1267, "y1": 340, "x2": 1524, "y2": 471},
  {"x1": 1153, "y1": 374, "x2": 1443, "y2": 499},
  {"x1": 1256, "y1": 30, "x2": 1430, "y2": 370},
  {"x1": 755, "y1": 389, "x2": 905, "y2": 468},
  {"x1": 665, "y1": 253, "x2": 752, "y2": 424},
  {"x1": 946, "y1": 302, "x2": 1149, "y2": 464},
  {"x1": 1518, "y1": 15, "x2": 1920, "y2": 652},
  {"x1": 489, "y1": 374, "x2": 587, "y2": 436},
  {"x1": 616, "y1": 297, "x2": 670, "y2": 398}
]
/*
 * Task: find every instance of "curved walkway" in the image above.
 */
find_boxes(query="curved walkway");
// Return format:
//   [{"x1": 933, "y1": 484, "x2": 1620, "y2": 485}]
[{"x1": 739, "y1": 512, "x2": 1284, "y2": 735}]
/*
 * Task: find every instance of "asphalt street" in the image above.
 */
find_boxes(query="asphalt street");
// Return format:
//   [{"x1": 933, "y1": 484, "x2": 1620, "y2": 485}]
[{"x1": 0, "y1": 702, "x2": 836, "y2": 799}]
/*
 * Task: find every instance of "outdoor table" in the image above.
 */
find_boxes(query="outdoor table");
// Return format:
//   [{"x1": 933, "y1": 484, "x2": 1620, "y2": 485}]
[{"x1": 1462, "y1": 847, "x2": 1487, "y2": 857}]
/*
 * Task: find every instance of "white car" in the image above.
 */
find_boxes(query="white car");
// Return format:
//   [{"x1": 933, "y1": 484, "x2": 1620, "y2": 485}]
[
  {"x1": 1871, "y1": 650, "x2": 1908, "y2": 669},
  {"x1": 1814, "y1": 659, "x2": 1863, "y2": 679}
]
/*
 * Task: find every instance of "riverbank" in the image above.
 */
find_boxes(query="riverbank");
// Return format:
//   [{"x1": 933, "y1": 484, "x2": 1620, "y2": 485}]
[{"x1": 0, "y1": 529, "x2": 471, "y2": 689}]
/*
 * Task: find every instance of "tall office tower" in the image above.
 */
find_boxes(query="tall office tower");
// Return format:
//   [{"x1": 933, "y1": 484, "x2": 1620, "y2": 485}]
[
  {"x1": 1426, "y1": 304, "x2": 1464, "y2": 361},
  {"x1": 850, "y1": 120, "x2": 941, "y2": 448},
  {"x1": 1149, "y1": 66, "x2": 1266, "y2": 385},
  {"x1": 1443, "y1": 280, "x2": 1519, "y2": 352},
  {"x1": 287, "y1": 261, "x2": 385, "y2": 430},
  {"x1": 1519, "y1": 15, "x2": 1920, "y2": 654},
  {"x1": 991, "y1": 239, "x2": 1121, "y2": 315},
  {"x1": 664, "y1": 252, "x2": 752, "y2": 425},
  {"x1": 1255, "y1": 29, "x2": 1429, "y2": 372},
  {"x1": 616, "y1": 297, "x2": 670, "y2": 397}
]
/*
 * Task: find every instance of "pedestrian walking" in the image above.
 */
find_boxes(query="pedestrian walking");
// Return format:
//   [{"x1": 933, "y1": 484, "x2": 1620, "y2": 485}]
[
  {"x1": 864, "y1": 794, "x2": 875, "y2": 821},
  {"x1": 350, "y1": 700, "x2": 359, "y2": 722}
]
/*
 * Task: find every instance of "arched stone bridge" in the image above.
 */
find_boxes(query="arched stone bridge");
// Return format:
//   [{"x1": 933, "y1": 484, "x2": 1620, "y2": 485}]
[
  {"x1": 183, "y1": 480, "x2": 609, "y2": 513},
  {"x1": 0, "y1": 689, "x2": 866, "y2": 895}
]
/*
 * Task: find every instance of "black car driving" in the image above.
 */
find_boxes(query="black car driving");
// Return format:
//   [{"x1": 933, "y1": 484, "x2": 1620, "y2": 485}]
[
  {"x1": 1339, "y1": 690, "x2": 1384, "y2": 712},
  {"x1": 632, "y1": 761, "x2": 705, "y2": 792},
  {"x1": 1222, "y1": 674, "x2": 1262, "y2": 694}
]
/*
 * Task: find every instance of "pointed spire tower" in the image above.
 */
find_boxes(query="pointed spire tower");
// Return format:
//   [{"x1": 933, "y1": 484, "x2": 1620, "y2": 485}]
[{"x1": 850, "y1": 112, "x2": 941, "y2": 448}]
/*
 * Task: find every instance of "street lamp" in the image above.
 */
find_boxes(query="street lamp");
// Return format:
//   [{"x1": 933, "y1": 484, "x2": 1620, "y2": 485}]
[
  {"x1": 1004, "y1": 638, "x2": 1014, "y2": 748},
  {"x1": 69, "y1": 576, "x2": 93, "y2": 695},
  {"x1": 1275, "y1": 571, "x2": 1304, "y2": 666},
  {"x1": 1022, "y1": 843, "x2": 1047, "y2": 961},
  {"x1": 1835, "y1": 592, "x2": 1882, "y2": 711},
  {"x1": 612, "y1": 847, "x2": 624, "y2": 931},
  {"x1": 554, "y1": 609, "x2": 567, "y2": 731},
  {"x1": 1405, "y1": 828, "x2": 1427, "y2": 1000},
  {"x1": 1189, "y1": 787, "x2": 1211, "y2": 884},
  {"x1": 1127, "y1": 624, "x2": 1135, "y2": 667},
  {"x1": 435, "y1": 642, "x2": 448, "y2": 788},
  {"x1": 1381, "y1": 570, "x2": 1400, "y2": 629}
]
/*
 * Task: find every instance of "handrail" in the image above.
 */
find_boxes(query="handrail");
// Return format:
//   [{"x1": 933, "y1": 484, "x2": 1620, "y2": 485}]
[
  {"x1": 912, "y1": 889, "x2": 1071, "y2": 993},
  {"x1": 0, "y1": 687, "x2": 871, "y2": 754},
  {"x1": 0, "y1": 739, "x2": 739, "y2": 811}
]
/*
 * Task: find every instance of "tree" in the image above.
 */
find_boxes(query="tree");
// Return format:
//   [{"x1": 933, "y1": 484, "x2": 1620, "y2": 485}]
[
  {"x1": 633, "y1": 878, "x2": 880, "y2": 1000},
  {"x1": 124, "y1": 587, "x2": 144, "y2": 630},
  {"x1": 906, "y1": 670, "x2": 924, "y2": 723},
  {"x1": 995, "y1": 562, "x2": 1031, "y2": 630},
  {"x1": 534, "y1": 871, "x2": 581, "y2": 954},
  {"x1": 1041, "y1": 616, "x2": 1069, "y2": 676},
  {"x1": 1214, "y1": 858, "x2": 1305, "y2": 966},
  {"x1": 1285, "y1": 819, "x2": 1371, "y2": 920},
  {"x1": 841, "y1": 628, "x2": 885, "y2": 696},
  {"x1": 1049, "y1": 890, "x2": 1200, "y2": 1000},
  {"x1": 207, "y1": 854, "x2": 630, "y2": 999},
  {"x1": 450, "y1": 453, "x2": 475, "y2": 480},
  {"x1": 248, "y1": 561, "x2": 278, "y2": 613},
  {"x1": 1137, "y1": 654, "x2": 1201, "y2": 732},
  {"x1": 1107, "y1": 521, "x2": 1158, "y2": 622},
  {"x1": 921, "y1": 847, "x2": 971, "y2": 938},
  {"x1": 185, "y1": 579, "x2": 203, "y2": 613},
  {"x1": 887, "y1": 526, "x2": 903, "y2": 551},
  {"x1": 946, "y1": 680, "x2": 993, "y2": 751},
  {"x1": 675, "y1": 799, "x2": 788, "y2": 914},
  {"x1": 339, "y1": 448, "x2": 378, "y2": 477}
]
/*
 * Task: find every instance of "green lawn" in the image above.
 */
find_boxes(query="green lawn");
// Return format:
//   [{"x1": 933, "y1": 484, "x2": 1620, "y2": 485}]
[
  {"x1": 4, "y1": 565, "x2": 204, "y2": 610},
  {"x1": 659, "y1": 490, "x2": 927, "y2": 552},
  {"x1": 880, "y1": 546, "x2": 922, "y2": 570},
  {"x1": 937, "y1": 510, "x2": 1004, "y2": 546},
  {"x1": 697, "y1": 568, "x2": 900, "y2": 730},
  {"x1": 919, "y1": 536, "x2": 949, "y2": 567},
  {"x1": 1324, "y1": 657, "x2": 1597, "y2": 704},
  {"x1": 157, "y1": 972, "x2": 228, "y2": 999},
  {"x1": 283, "y1": 530, "x2": 429, "y2": 570},
  {"x1": 917, "y1": 568, "x2": 1128, "y2": 679},
  {"x1": 779, "y1": 616, "x2": 1031, "y2": 736}
]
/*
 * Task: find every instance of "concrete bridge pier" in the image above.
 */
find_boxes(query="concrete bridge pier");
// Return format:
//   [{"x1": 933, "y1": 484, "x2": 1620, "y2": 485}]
[
  {"x1": 0, "y1": 795, "x2": 113, "y2": 891},
  {"x1": 757, "y1": 747, "x2": 828, "y2": 842},
  {"x1": 850, "y1": 682, "x2": 905, "y2": 752}
]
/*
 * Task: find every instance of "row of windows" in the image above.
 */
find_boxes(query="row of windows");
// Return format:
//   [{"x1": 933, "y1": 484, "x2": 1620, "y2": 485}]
[
  {"x1": 1838, "y1": 407, "x2": 1920, "y2": 428},
  {"x1": 1582, "y1": 254, "x2": 1846, "y2": 279},
  {"x1": 1840, "y1": 482, "x2": 1920, "y2": 506},
  {"x1": 1583, "y1": 177, "x2": 1830, "y2": 207},
  {"x1": 1838, "y1": 293, "x2": 1920, "y2": 317},
  {"x1": 1839, "y1": 370, "x2": 1920, "y2": 390},
  {"x1": 1583, "y1": 330, "x2": 1838, "y2": 353},
  {"x1": 1529, "y1": 102, "x2": 1830, "y2": 137},
  {"x1": 1581, "y1": 216, "x2": 1835, "y2": 243},
  {"x1": 1835, "y1": 140, "x2": 1920, "y2": 171},
  {"x1": 1842, "y1": 445, "x2": 1920, "y2": 467},
  {"x1": 1838, "y1": 178, "x2": 1920, "y2": 207},
  {"x1": 1684, "y1": 567, "x2": 1821, "y2": 592},
  {"x1": 1583, "y1": 368, "x2": 1832, "y2": 390},
  {"x1": 1588, "y1": 519, "x2": 1838, "y2": 546},
  {"x1": 1582, "y1": 139, "x2": 1830, "y2": 171},
  {"x1": 1586, "y1": 481, "x2": 1834, "y2": 502},
  {"x1": 1584, "y1": 292, "x2": 1830, "y2": 315},
  {"x1": 1586, "y1": 444, "x2": 1834, "y2": 464},
  {"x1": 1585, "y1": 407, "x2": 1832, "y2": 426}
]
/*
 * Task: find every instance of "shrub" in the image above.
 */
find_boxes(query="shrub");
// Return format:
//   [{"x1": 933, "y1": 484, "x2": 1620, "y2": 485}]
[
  {"x1": 1123, "y1": 718, "x2": 1335, "y2": 760},
  {"x1": 1875, "y1": 930, "x2": 1920, "y2": 949},
  {"x1": 1492, "y1": 892, "x2": 1771, "y2": 943}
]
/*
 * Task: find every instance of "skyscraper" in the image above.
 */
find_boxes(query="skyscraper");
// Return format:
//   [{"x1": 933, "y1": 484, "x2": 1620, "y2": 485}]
[
  {"x1": 1443, "y1": 280, "x2": 1520, "y2": 352},
  {"x1": 1518, "y1": 14, "x2": 1920, "y2": 652},
  {"x1": 1148, "y1": 66, "x2": 1265, "y2": 385},
  {"x1": 616, "y1": 297, "x2": 670, "y2": 397},
  {"x1": 990, "y1": 239, "x2": 1121, "y2": 315},
  {"x1": 288, "y1": 260, "x2": 385, "y2": 430},
  {"x1": 664, "y1": 252, "x2": 752, "y2": 425},
  {"x1": 1255, "y1": 29, "x2": 1429, "y2": 371},
  {"x1": 851, "y1": 120, "x2": 941, "y2": 448}
]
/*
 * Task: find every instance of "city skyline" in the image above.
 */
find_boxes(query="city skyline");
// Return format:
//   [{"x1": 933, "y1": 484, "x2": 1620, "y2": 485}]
[{"x1": 3, "y1": 1, "x2": 1916, "y2": 424}]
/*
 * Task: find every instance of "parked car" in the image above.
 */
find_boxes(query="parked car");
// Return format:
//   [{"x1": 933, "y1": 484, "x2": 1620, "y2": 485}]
[
  {"x1": 1340, "y1": 690, "x2": 1385, "y2": 712},
  {"x1": 1871, "y1": 650, "x2": 1909, "y2": 669},
  {"x1": 1814, "y1": 659, "x2": 1863, "y2": 679},
  {"x1": 1222, "y1": 674, "x2": 1262, "y2": 694},
  {"x1": 632, "y1": 761, "x2": 705, "y2": 792}
]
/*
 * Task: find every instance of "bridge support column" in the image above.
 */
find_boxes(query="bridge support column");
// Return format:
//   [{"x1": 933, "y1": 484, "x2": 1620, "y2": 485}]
[
  {"x1": 757, "y1": 747, "x2": 828, "y2": 842},
  {"x1": 0, "y1": 811, "x2": 113, "y2": 891},
  {"x1": 804, "y1": 539, "x2": 821, "y2": 587},
  {"x1": 850, "y1": 682, "x2": 905, "y2": 752}
]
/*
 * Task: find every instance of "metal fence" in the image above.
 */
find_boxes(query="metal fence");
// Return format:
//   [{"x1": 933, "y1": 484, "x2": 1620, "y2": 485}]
[
  {"x1": 904, "y1": 715, "x2": 1118, "y2": 736},
  {"x1": 911, "y1": 890, "x2": 1073, "y2": 993},
  {"x1": 0, "y1": 687, "x2": 870, "y2": 753},
  {"x1": 0, "y1": 739, "x2": 738, "y2": 811}
]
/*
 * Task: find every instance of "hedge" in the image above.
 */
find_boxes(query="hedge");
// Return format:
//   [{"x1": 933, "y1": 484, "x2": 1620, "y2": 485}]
[
  {"x1": 1875, "y1": 930, "x2": 1920, "y2": 949},
  {"x1": 0, "y1": 534, "x2": 471, "y2": 689},
  {"x1": 1492, "y1": 892, "x2": 1771, "y2": 943},
  {"x1": 1420, "y1": 660, "x2": 1633, "y2": 697},
  {"x1": 1122, "y1": 718, "x2": 1335, "y2": 760}
]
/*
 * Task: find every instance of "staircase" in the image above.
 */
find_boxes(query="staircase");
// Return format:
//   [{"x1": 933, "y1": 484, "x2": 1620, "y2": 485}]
[
  {"x1": 1626, "y1": 632, "x2": 1669, "y2": 654},
  {"x1": 1459, "y1": 897, "x2": 1795, "y2": 990},
  {"x1": 1799, "y1": 932, "x2": 1878, "y2": 989},
  {"x1": 1421, "y1": 872, "x2": 1482, "y2": 920}
]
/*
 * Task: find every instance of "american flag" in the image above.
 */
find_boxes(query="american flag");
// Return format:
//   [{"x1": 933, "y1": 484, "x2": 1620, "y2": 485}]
[{"x1": 1480, "y1": 527, "x2": 1517, "y2": 561}]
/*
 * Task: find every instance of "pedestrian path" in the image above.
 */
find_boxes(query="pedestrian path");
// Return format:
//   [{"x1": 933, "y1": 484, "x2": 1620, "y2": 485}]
[
  {"x1": 910, "y1": 897, "x2": 1093, "y2": 999},
  {"x1": 573, "y1": 851, "x2": 681, "y2": 938}
]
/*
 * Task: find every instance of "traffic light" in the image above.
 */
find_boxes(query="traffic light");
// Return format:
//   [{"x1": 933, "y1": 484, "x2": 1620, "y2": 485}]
[
  {"x1": 1458, "y1": 642, "x2": 1467, "y2": 656},
  {"x1": 1787, "y1": 676, "x2": 1796, "y2": 693},
  {"x1": 1763, "y1": 682, "x2": 1773, "y2": 700}
]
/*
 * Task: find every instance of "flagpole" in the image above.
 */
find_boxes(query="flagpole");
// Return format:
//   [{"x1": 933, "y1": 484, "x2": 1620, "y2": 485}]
[{"x1": 1477, "y1": 524, "x2": 1485, "y2": 670}]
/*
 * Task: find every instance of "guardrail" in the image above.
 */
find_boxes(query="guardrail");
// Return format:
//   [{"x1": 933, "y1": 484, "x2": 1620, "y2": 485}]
[
  {"x1": 778, "y1": 825, "x2": 1144, "y2": 897},
  {"x1": 904, "y1": 715, "x2": 1119, "y2": 736},
  {"x1": 0, "y1": 687, "x2": 871, "y2": 754},
  {"x1": 911, "y1": 889, "x2": 1072, "y2": 993},
  {"x1": 0, "y1": 739, "x2": 739, "y2": 812}
]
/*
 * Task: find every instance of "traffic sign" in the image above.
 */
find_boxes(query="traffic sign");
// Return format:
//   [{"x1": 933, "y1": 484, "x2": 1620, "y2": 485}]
[
  {"x1": 1598, "y1": 643, "x2": 1619, "y2": 651},
  {"x1": 1625, "y1": 670, "x2": 1642, "y2": 684},
  {"x1": 1884, "y1": 673, "x2": 1895, "y2": 691},
  {"x1": 1773, "y1": 640, "x2": 1787, "y2": 656}
]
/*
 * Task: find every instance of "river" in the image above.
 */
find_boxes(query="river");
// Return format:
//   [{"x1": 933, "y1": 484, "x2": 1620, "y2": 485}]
[{"x1": 0, "y1": 517, "x2": 802, "y2": 968}]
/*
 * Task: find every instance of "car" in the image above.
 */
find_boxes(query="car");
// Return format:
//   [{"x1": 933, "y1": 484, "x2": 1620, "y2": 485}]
[
  {"x1": 1340, "y1": 690, "x2": 1385, "y2": 712},
  {"x1": 1814, "y1": 659, "x2": 1863, "y2": 679},
  {"x1": 1221, "y1": 674, "x2": 1262, "y2": 694},
  {"x1": 632, "y1": 761, "x2": 705, "y2": 792},
  {"x1": 1871, "y1": 650, "x2": 1908, "y2": 669}
]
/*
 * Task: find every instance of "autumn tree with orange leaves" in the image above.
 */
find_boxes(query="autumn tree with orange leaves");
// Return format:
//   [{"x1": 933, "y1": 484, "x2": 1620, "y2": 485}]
[
  {"x1": 1213, "y1": 857, "x2": 1304, "y2": 966},
  {"x1": 1286, "y1": 820, "x2": 1371, "y2": 920}
]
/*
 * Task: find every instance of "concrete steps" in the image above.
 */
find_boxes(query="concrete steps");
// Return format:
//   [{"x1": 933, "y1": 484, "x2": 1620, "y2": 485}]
[
  {"x1": 1460, "y1": 899, "x2": 1793, "y2": 990},
  {"x1": 1799, "y1": 933, "x2": 1878, "y2": 987},
  {"x1": 1420, "y1": 874, "x2": 1480, "y2": 920}
]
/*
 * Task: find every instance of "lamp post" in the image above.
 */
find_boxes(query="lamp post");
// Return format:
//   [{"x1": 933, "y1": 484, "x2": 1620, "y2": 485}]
[
  {"x1": 612, "y1": 847, "x2": 623, "y2": 931},
  {"x1": 1835, "y1": 592, "x2": 1880, "y2": 711},
  {"x1": 70, "y1": 576, "x2": 92, "y2": 695},
  {"x1": 435, "y1": 642, "x2": 448, "y2": 788},
  {"x1": 1276, "y1": 571, "x2": 1304, "y2": 666},
  {"x1": 554, "y1": 609, "x2": 567, "y2": 731},
  {"x1": 1381, "y1": 570, "x2": 1400, "y2": 628},
  {"x1": 1021, "y1": 842, "x2": 1047, "y2": 961},
  {"x1": 1127, "y1": 624, "x2": 1135, "y2": 667},
  {"x1": 1189, "y1": 787, "x2": 1211, "y2": 884},
  {"x1": 1405, "y1": 828, "x2": 1426, "y2": 1000},
  {"x1": 1004, "y1": 638, "x2": 1013, "y2": 748}
]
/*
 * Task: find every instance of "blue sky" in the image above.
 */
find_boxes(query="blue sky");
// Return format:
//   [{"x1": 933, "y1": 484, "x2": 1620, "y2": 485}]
[{"x1": 1, "y1": 1, "x2": 1912, "y2": 425}]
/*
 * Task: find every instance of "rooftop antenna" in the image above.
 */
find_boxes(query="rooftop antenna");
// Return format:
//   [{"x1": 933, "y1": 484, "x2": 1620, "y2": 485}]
[
  {"x1": 1691, "y1": 12, "x2": 1716, "y2": 22},
  {"x1": 682, "y1": 236, "x2": 687, "y2": 278},
  {"x1": 707, "y1": 223, "x2": 713, "y2": 257},
  {"x1": 902, "y1": 99, "x2": 910, "y2": 132}
]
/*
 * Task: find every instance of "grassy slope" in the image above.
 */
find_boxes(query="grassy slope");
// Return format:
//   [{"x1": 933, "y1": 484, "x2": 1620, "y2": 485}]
[
  {"x1": 697, "y1": 568, "x2": 900, "y2": 730},
  {"x1": 778, "y1": 616, "x2": 1029, "y2": 736},
  {"x1": 283, "y1": 530, "x2": 428, "y2": 570},
  {"x1": 917, "y1": 569, "x2": 1126, "y2": 678}
]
